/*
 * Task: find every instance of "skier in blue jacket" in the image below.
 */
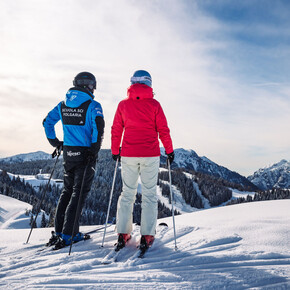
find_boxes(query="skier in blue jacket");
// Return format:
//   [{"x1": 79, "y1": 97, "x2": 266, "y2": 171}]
[{"x1": 43, "y1": 72, "x2": 104, "y2": 249}]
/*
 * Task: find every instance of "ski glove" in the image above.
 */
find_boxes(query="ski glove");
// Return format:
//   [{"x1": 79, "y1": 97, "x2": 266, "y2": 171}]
[
  {"x1": 112, "y1": 154, "x2": 121, "y2": 162},
  {"x1": 166, "y1": 151, "x2": 175, "y2": 165},
  {"x1": 48, "y1": 138, "x2": 63, "y2": 150},
  {"x1": 112, "y1": 147, "x2": 121, "y2": 162}
]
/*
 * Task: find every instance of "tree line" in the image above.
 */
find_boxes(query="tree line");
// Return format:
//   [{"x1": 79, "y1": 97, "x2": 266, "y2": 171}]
[{"x1": 226, "y1": 188, "x2": 290, "y2": 206}]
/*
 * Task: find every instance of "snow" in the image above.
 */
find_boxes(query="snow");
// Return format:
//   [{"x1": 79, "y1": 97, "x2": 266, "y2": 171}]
[
  {"x1": 231, "y1": 188, "x2": 256, "y2": 199},
  {"x1": 156, "y1": 183, "x2": 199, "y2": 214},
  {"x1": 0, "y1": 194, "x2": 32, "y2": 229},
  {"x1": 0, "y1": 151, "x2": 52, "y2": 163},
  {"x1": 0, "y1": 194, "x2": 46, "y2": 229},
  {"x1": 1, "y1": 195, "x2": 289, "y2": 289},
  {"x1": 183, "y1": 171, "x2": 211, "y2": 209},
  {"x1": 248, "y1": 159, "x2": 290, "y2": 190}
]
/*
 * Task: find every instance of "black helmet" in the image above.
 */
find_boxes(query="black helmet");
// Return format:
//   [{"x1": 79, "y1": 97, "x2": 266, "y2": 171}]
[{"x1": 73, "y1": 72, "x2": 96, "y2": 92}]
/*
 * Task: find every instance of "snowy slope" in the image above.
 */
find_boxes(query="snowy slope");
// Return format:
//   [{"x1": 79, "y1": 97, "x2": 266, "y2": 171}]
[
  {"x1": 6, "y1": 171, "x2": 63, "y2": 191},
  {"x1": 0, "y1": 195, "x2": 46, "y2": 229},
  {"x1": 0, "y1": 198, "x2": 289, "y2": 289},
  {"x1": 0, "y1": 194, "x2": 32, "y2": 229},
  {"x1": 248, "y1": 159, "x2": 290, "y2": 190}
]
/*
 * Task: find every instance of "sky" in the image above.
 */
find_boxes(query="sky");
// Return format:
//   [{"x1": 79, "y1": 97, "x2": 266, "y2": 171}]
[{"x1": 0, "y1": 0, "x2": 289, "y2": 176}]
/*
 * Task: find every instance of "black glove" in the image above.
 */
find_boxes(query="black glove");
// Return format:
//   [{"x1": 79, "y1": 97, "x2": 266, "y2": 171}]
[
  {"x1": 112, "y1": 147, "x2": 121, "y2": 162},
  {"x1": 51, "y1": 141, "x2": 63, "y2": 158},
  {"x1": 56, "y1": 141, "x2": 63, "y2": 152},
  {"x1": 48, "y1": 138, "x2": 63, "y2": 149},
  {"x1": 166, "y1": 151, "x2": 174, "y2": 165},
  {"x1": 112, "y1": 154, "x2": 121, "y2": 161}
]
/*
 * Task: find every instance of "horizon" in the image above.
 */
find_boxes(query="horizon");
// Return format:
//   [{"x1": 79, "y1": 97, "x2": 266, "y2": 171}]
[
  {"x1": 0, "y1": 148, "x2": 288, "y2": 177},
  {"x1": 0, "y1": 1, "x2": 289, "y2": 176}
]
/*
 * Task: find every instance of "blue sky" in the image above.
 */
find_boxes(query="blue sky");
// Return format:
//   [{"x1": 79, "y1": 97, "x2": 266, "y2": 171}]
[{"x1": 0, "y1": 0, "x2": 289, "y2": 176}]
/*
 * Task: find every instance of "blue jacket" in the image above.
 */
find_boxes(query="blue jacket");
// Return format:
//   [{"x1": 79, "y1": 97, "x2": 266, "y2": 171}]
[{"x1": 43, "y1": 88, "x2": 104, "y2": 161}]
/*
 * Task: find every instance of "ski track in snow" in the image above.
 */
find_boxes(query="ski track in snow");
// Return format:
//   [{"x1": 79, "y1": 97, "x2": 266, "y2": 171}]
[{"x1": 0, "y1": 197, "x2": 290, "y2": 289}]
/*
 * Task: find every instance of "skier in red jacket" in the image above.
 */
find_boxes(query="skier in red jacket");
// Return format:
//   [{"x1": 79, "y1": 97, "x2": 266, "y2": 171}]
[{"x1": 111, "y1": 70, "x2": 174, "y2": 250}]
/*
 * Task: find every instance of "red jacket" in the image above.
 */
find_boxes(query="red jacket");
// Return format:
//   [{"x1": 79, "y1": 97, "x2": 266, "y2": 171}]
[{"x1": 111, "y1": 83, "x2": 173, "y2": 157}]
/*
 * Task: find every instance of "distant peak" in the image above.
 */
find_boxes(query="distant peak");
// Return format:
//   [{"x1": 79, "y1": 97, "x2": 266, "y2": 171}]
[
  {"x1": 0, "y1": 151, "x2": 52, "y2": 163},
  {"x1": 267, "y1": 159, "x2": 289, "y2": 169}
]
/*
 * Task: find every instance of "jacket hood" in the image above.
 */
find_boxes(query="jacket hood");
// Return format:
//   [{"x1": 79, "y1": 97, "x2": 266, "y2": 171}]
[
  {"x1": 65, "y1": 88, "x2": 93, "y2": 108},
  {"x1": 127, "y1": 83, "x2": 154, "y2": 100}
]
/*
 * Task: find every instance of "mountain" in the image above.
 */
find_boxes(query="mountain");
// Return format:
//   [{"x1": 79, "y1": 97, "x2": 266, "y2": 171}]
[
  {"x1": 1, "y1": 149, "x2": 257, "y2": 191},
  {"x1": 0, "y1": 151, "x2": 52, "y2": 163},
  {"x1": 1, "y1": 196, "x2": 289, "y2": 288},
  {"x1": 161, "y1": 148, "x2": 257, "y2": 190},
  {"x1": 248, "y1": 159, "x2": 290, "y2": 190},
  {"x1": 0, "y1": 148, "x2": 256, "y2": 229}
]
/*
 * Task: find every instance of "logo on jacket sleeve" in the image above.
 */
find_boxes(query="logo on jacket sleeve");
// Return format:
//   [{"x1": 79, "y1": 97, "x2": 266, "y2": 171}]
[
  {"x1": 95, "y1": 108, "x2": 103, "y2": 116},
  {"x1": 69, "y1": 95, "x2": 77, "y2": 101}
]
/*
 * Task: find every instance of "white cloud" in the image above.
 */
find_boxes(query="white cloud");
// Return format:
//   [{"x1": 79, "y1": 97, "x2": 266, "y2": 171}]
[{"x1": 0, "y1": 0, "x2": 289, "y2": 176}]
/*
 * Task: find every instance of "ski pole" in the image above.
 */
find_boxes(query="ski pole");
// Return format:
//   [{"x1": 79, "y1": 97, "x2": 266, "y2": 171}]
[
  {"x1": 26, "y1": 147, "x2": 62, "y2": 244},
  {"x1": 101, "y1": 159, "x2": 119, "y2": 247},
  {"x1": 69, "y1": 161, "x2": 90, "y2": 255},
  {"x1": 168, "y1": 161, "x2": 178, "y2": 250}
]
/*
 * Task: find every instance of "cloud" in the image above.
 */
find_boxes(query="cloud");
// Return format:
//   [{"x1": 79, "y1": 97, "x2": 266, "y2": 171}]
[{"x1": 0, "y1": 0, "x2": 289, "y2": 176}]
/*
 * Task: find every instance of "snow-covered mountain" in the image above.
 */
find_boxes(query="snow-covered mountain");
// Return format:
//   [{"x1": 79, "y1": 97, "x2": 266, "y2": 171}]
[
  {"x1": 1, "y1": 194, "x2": 289, "y2": 289},
  {"x1": 1, "y1": 148, "x2": 257, "y2": 191},
  {"x1": 161, "y1": 148, "x2": 256, "y2": 190},
  {"x1": 248, "y1": 159, "x2": 290, "y2": 190},
  {"x1": 0, "y1": 151, "x2": 52, "y2": 163}
]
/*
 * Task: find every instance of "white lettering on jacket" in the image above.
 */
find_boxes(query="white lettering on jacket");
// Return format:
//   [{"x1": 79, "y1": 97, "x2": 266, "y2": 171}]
[{"x1": 67, "y1": 151, "x2": 81, "y2": 157}]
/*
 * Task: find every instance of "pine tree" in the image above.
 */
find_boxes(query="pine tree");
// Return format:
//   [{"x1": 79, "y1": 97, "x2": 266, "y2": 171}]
[{"x1": 41, "y1": 212, "x2": 47, "y2": 228}]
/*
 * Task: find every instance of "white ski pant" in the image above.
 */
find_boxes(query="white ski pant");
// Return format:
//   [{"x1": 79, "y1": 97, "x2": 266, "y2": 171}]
[{"x1": 116, "y1": 156, "x2": 160, "y2": 236}]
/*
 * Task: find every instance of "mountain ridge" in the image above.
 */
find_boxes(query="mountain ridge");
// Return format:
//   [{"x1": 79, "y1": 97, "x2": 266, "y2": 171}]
[
  {"x1": 0, "y1": 151, "x2": 52, "y2": 163},
  {"x1": 160, "y1": 148, "x2": 257, "y2": 190},
  {"x1": 1, "y1": 148, "x2": 258, "y2": 190},
  {"x1": 248, "y1": 159, "x2": 290, "y2": 190}
]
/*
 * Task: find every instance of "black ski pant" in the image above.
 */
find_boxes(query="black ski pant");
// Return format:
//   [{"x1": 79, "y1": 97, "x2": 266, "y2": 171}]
[{"x1": 55, "y1": 160, "x2": 96, "y2": 236}]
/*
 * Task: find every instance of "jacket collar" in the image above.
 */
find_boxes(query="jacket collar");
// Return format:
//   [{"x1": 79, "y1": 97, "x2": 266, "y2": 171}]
[
  {"x1": 69, "y1": 86, "x2": 95, "y2": 99},
  {"x1": 127, "y1": 83, "x2": 153, "y2": 100}
]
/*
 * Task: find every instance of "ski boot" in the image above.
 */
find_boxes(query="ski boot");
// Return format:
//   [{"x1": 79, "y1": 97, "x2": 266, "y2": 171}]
[
  {"x1": 140, "y1": 235, "x2": 155, "y2": 250},
  {"x1": 115, "y1": 233, "x2": 131, "y2": 252},
  {"x1": 73, "y1": 232, "x2": 91, "y2": 242},
  {"x1": 46, "y1": 231, "x2": 61, "y2": 247},
  {"x1": 53, "y1": 236, "x2": 67, "y2": 250},
  {"x1": 138, "y1": 235, "x2": 155, "y2": 258}
]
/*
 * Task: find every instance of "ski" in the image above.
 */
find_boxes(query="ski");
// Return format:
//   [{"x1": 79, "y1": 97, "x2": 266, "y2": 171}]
[
  {"x1": 137, "y1": 223, "x2": 168, "y2": 259},
  {"x1": 138, "y1": 247, "x2": 148, "y2": 259},
  {"x1": 101, "y1": 248, "x2": 123, "y2": 265},
  {"x1": 83, "y1": 223, "x2": 113, "y2": 236},
  {"x1": 101, "y1": 234, "x2": 131, "y2": 264},
  {"x1": 102, "y1": 222, "x2": 169, "y2": 263}
]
